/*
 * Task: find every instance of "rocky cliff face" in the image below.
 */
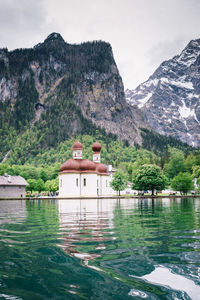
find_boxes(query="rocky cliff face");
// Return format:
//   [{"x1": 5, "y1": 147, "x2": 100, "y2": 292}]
[
  {"x1": 73, "y1": 68, "x2": 147, "y2": 145},
  {"x1": 126, "y1": 39, "x2": 200, "y2": 147},
  {"x1": 0, "y1": 33, "x2": 147, "y2": 161}
]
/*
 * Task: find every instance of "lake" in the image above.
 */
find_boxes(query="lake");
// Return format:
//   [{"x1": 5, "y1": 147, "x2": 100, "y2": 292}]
[{"x1": 0, "y1": 198, "x2": 200, "y2": 299}]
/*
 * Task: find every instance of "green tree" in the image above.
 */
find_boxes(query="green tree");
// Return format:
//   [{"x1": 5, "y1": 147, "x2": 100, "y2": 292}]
[
  {"x1": 26, "y1": 179, "x2": 37, "y2": 193},
  {"x1": 132, "y1": 164, "x2": 167, "y2": 195},
  {"x1": 192, "y1": 165, "x2": 200, "y2": 179},
  {"x1": 40, "y1": 169, "x2": 48, "y2": 182},
  {"x1": 110, "y1": 171, "x2": 127, "y2": 196},
  {"x1": 171, "y1": 172, "x2": 194, "y2": 195},
  {"x1": 184, "y1": 153, "x2": 196, "y2": 173},
  {"x1": 164, "y1": 149, "x2": 185, "y2": 179},
  {"x1": 35, "y1": 178, "x2": 45, "y2": 193},
  {"x1": 45, "y1": 178, "x2": 59, "y2": 193}
]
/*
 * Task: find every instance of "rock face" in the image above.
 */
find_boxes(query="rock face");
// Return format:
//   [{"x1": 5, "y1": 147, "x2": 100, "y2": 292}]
[
  {"x1": 73, "y1": 68, "x2": 147, "y2": 145},
  {"x1": 0, "y1": 33, "x2": 147, "y2": 161},
  {"x1": 126, "y1": 39, "x2": 200, "y2": 147}
]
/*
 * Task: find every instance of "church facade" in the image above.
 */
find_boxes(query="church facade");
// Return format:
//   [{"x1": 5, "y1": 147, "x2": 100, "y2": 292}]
[{"x1": 59, "y1": 141, "x2": 114, "y2": 197}]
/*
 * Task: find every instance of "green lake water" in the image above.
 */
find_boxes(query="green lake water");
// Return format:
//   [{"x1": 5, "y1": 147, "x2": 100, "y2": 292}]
[{"x1": 0, "y1": 198, "x2": 200, "y2": 299}]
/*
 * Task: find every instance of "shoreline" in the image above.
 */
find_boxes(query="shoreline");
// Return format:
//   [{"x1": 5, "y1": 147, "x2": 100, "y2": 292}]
[{"x1": 0, "y1": 194, "x2": 199, "y2": 200}]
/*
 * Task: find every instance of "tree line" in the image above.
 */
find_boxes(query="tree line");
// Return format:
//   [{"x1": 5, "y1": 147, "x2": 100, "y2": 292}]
[
  {"x1": 111, "y1": 148, "x2": 200, "y2": 195},
  {"x1": 1, "y1": 138, "x2": 199, "y2": 195}
]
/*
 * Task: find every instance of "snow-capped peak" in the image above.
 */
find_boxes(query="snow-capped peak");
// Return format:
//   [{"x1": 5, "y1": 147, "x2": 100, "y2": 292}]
[{"x1": 125, "y1": 38, "x2": 200, "y2": 147}]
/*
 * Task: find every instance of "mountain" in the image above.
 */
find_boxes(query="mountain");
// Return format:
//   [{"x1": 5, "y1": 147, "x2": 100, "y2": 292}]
[
  {"x1": 0, "y1": 33, "x2": 147, "y2": 163},
  {"x1": 126, "y1": 39, "x2": 200, "y2": 147}
]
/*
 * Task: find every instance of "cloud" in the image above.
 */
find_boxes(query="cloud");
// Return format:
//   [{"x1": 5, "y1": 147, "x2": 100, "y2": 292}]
[
  {"x1": 0, "y1": 0, "x2": 200, "y2": 89},
  {"x1": 0, "y1": 0, "x2": 55, "y2": 49},
  {"x1": 146, "y1": 38, "x2": 188, "y2": 67}
]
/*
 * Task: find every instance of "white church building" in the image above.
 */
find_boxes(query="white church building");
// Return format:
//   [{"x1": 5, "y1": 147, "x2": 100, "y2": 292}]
[{"x1": 59, "y1": 141, "x2": 115, "y2": 197}]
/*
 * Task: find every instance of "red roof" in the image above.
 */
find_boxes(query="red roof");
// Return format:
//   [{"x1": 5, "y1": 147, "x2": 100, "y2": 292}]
[
  {"x1": 60, "y1": 159, "x2": 80, "y2": 172},
  {"x1": 80, "y1": 159, "x2": 96, "y2": 171},
  {"x1": 60, "y1": 159, "x2": 108, "y2": 175},
  {"x1": 92, "y1": 142, "x2": 101, "y2": 152},
  {"x1": 72, "y1": 141, "x2": 83, "y2": 150},
  {"x1": 96, "y1": 163, "x2": 107, "y2": 174}
]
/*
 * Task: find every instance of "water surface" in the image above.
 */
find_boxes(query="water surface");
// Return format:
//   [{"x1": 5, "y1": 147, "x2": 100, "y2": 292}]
[{"x1": 0, "y1": 198, "x2": 200, "y2": 299}]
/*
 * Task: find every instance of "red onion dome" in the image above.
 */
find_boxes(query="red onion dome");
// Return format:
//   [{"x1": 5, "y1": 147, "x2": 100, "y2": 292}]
[
  {"x1": 60, "y1": 159, "x2": 80, "y2": 172},
  {"x1": 72, "y1": 141, "x2": 83, "y2": 150},
  {"x1": 92, "y1": 142, "x2": 101, "y2": 152},
  {"x1": 80, "y1": 159, "x2": 96, "y2": 171},
  {"x1": 96, "y1": 163, "x2": 107, "y2": 174}
]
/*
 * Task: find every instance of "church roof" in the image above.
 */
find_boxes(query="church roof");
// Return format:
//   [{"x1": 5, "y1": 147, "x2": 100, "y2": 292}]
[
  {"x1": 92, "y1": 142, "x2": 101, "y2": 153},
  {"x1": 60, "y1": 159, "x2": 108, "y2": 175},
  {"x1": 61, "y1": 141, "x2": 107, "y2": 175},
  {"x1": 72, "y1": 141, "x2": 83, "y2": 150}
]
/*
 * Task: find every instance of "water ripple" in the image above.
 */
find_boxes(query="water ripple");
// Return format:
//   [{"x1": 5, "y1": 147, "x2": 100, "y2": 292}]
[{"x1": 0, "y1": 198, "x2": 200, "y2": 299}]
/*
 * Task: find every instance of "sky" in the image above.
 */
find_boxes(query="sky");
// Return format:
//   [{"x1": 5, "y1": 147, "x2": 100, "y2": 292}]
[{"x1": 0, "y1": 0, "x2": 200, "y2": 89}]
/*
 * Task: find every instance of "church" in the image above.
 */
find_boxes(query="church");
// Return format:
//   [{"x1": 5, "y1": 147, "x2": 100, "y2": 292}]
[{"x1": 59, "y1": 141, "x2": 115, "y2": 197}]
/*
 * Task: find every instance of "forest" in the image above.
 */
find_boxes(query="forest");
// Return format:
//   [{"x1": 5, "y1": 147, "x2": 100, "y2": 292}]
[
  {"x1": 0, "y1": 133, "x2": 199, "y2": 195},
  {"x1": 0, "y1": 37, "x2": 114, "y2": 163}
]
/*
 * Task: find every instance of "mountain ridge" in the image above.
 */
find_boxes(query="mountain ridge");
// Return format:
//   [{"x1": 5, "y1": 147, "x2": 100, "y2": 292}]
[
  {"x1": 126, "y1": 38, "x2": 200, "y2": 147},
  {"x1": 0, "y1": 32, "x2": 148, "y2": 163}
]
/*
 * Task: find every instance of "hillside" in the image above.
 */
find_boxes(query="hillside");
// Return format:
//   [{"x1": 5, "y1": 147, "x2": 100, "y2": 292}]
[
  {"x1": 0, "y1": 32, "x2": 147, "y2": 163},
  {"x1": 126, "y1": 38, "x2": 200, "y2": 147},
  {"x1": 0, "y1": 33, "x2": 196, "y2": 166}
]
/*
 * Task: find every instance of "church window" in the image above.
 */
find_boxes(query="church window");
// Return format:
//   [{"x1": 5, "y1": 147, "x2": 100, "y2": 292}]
[
  {"x1": 76, "y1": 178, "x2": 78, "y2": 186},
  {"x1": 83, "y1": 178, "x2": 86, "y2": 186},
  {"x1": 60, "y1": 179, "x2": 62, "y2": 187},
  {"x1": 97, "y1": 180, "x2": 99, "y2": 187},
  {"x1": 106, "y1": 180, "x2": 108, "y2": 187}
]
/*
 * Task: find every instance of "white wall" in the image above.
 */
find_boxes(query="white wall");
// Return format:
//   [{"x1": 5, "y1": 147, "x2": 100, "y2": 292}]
[
  {"x1": 59, "y1": 172, "x2": 115, "y2": 197},
  {"x1": 0, "y1": 185, "x2": 26, "y2": 198},
  {"x1": 59, "y1": 173, "x2": 99, "y2": 197},
  {"x1": 59, "y1": 173, "x2": 81, "y2": 197},
  {"x1": 81, "y1": 173, "x2": 98, "y2": 196},
  {"x1": 101, "y1": 175, "x2": 112, "y2": 196}
]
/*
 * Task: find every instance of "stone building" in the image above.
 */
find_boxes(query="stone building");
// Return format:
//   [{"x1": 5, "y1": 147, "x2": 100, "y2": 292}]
[
  {"x1": 0, "y1": 174, "x2": 28, "y2": 198},
  {"x1": 59, "y1": 141, "x2": 114, "y2": 197}
]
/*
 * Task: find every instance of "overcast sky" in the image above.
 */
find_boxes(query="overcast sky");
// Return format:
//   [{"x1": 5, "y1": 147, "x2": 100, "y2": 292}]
[{"x1": 0, "y1": 0, "x2": 200, "y2": 89}]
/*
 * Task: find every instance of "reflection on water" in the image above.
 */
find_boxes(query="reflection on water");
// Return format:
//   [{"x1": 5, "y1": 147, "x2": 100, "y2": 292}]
[
  {"x1": 141, "y1": 266, "x2": 200, "y2": 300},
  {"x1": 0, "y1": 200, "x2": 26, "y2": 225},
  {"x1": 58, "y1": 199, "x2": 116, "y2": 267},
  {"x1": 0, "y1": 198, "x2": 200, "y2": 299}
]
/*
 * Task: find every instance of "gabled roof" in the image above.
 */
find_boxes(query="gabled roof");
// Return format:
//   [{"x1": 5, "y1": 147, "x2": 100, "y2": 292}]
[{"x1": 0, "y1": 175, "x2": 28, "y2": 186}]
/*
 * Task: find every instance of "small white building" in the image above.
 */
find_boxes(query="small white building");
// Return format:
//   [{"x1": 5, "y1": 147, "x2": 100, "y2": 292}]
[
  {"x1": 0, "y1": 174, "x2": 28, "y2": 198},
  {"x1": 59, "y1": 141, "x2": 115, "y2": 197}
]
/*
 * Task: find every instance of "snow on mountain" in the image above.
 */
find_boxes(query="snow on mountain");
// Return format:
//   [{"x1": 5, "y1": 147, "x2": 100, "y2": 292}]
[{"x1": 126, "y1": 38, "x2": 200, "y2": 147}]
